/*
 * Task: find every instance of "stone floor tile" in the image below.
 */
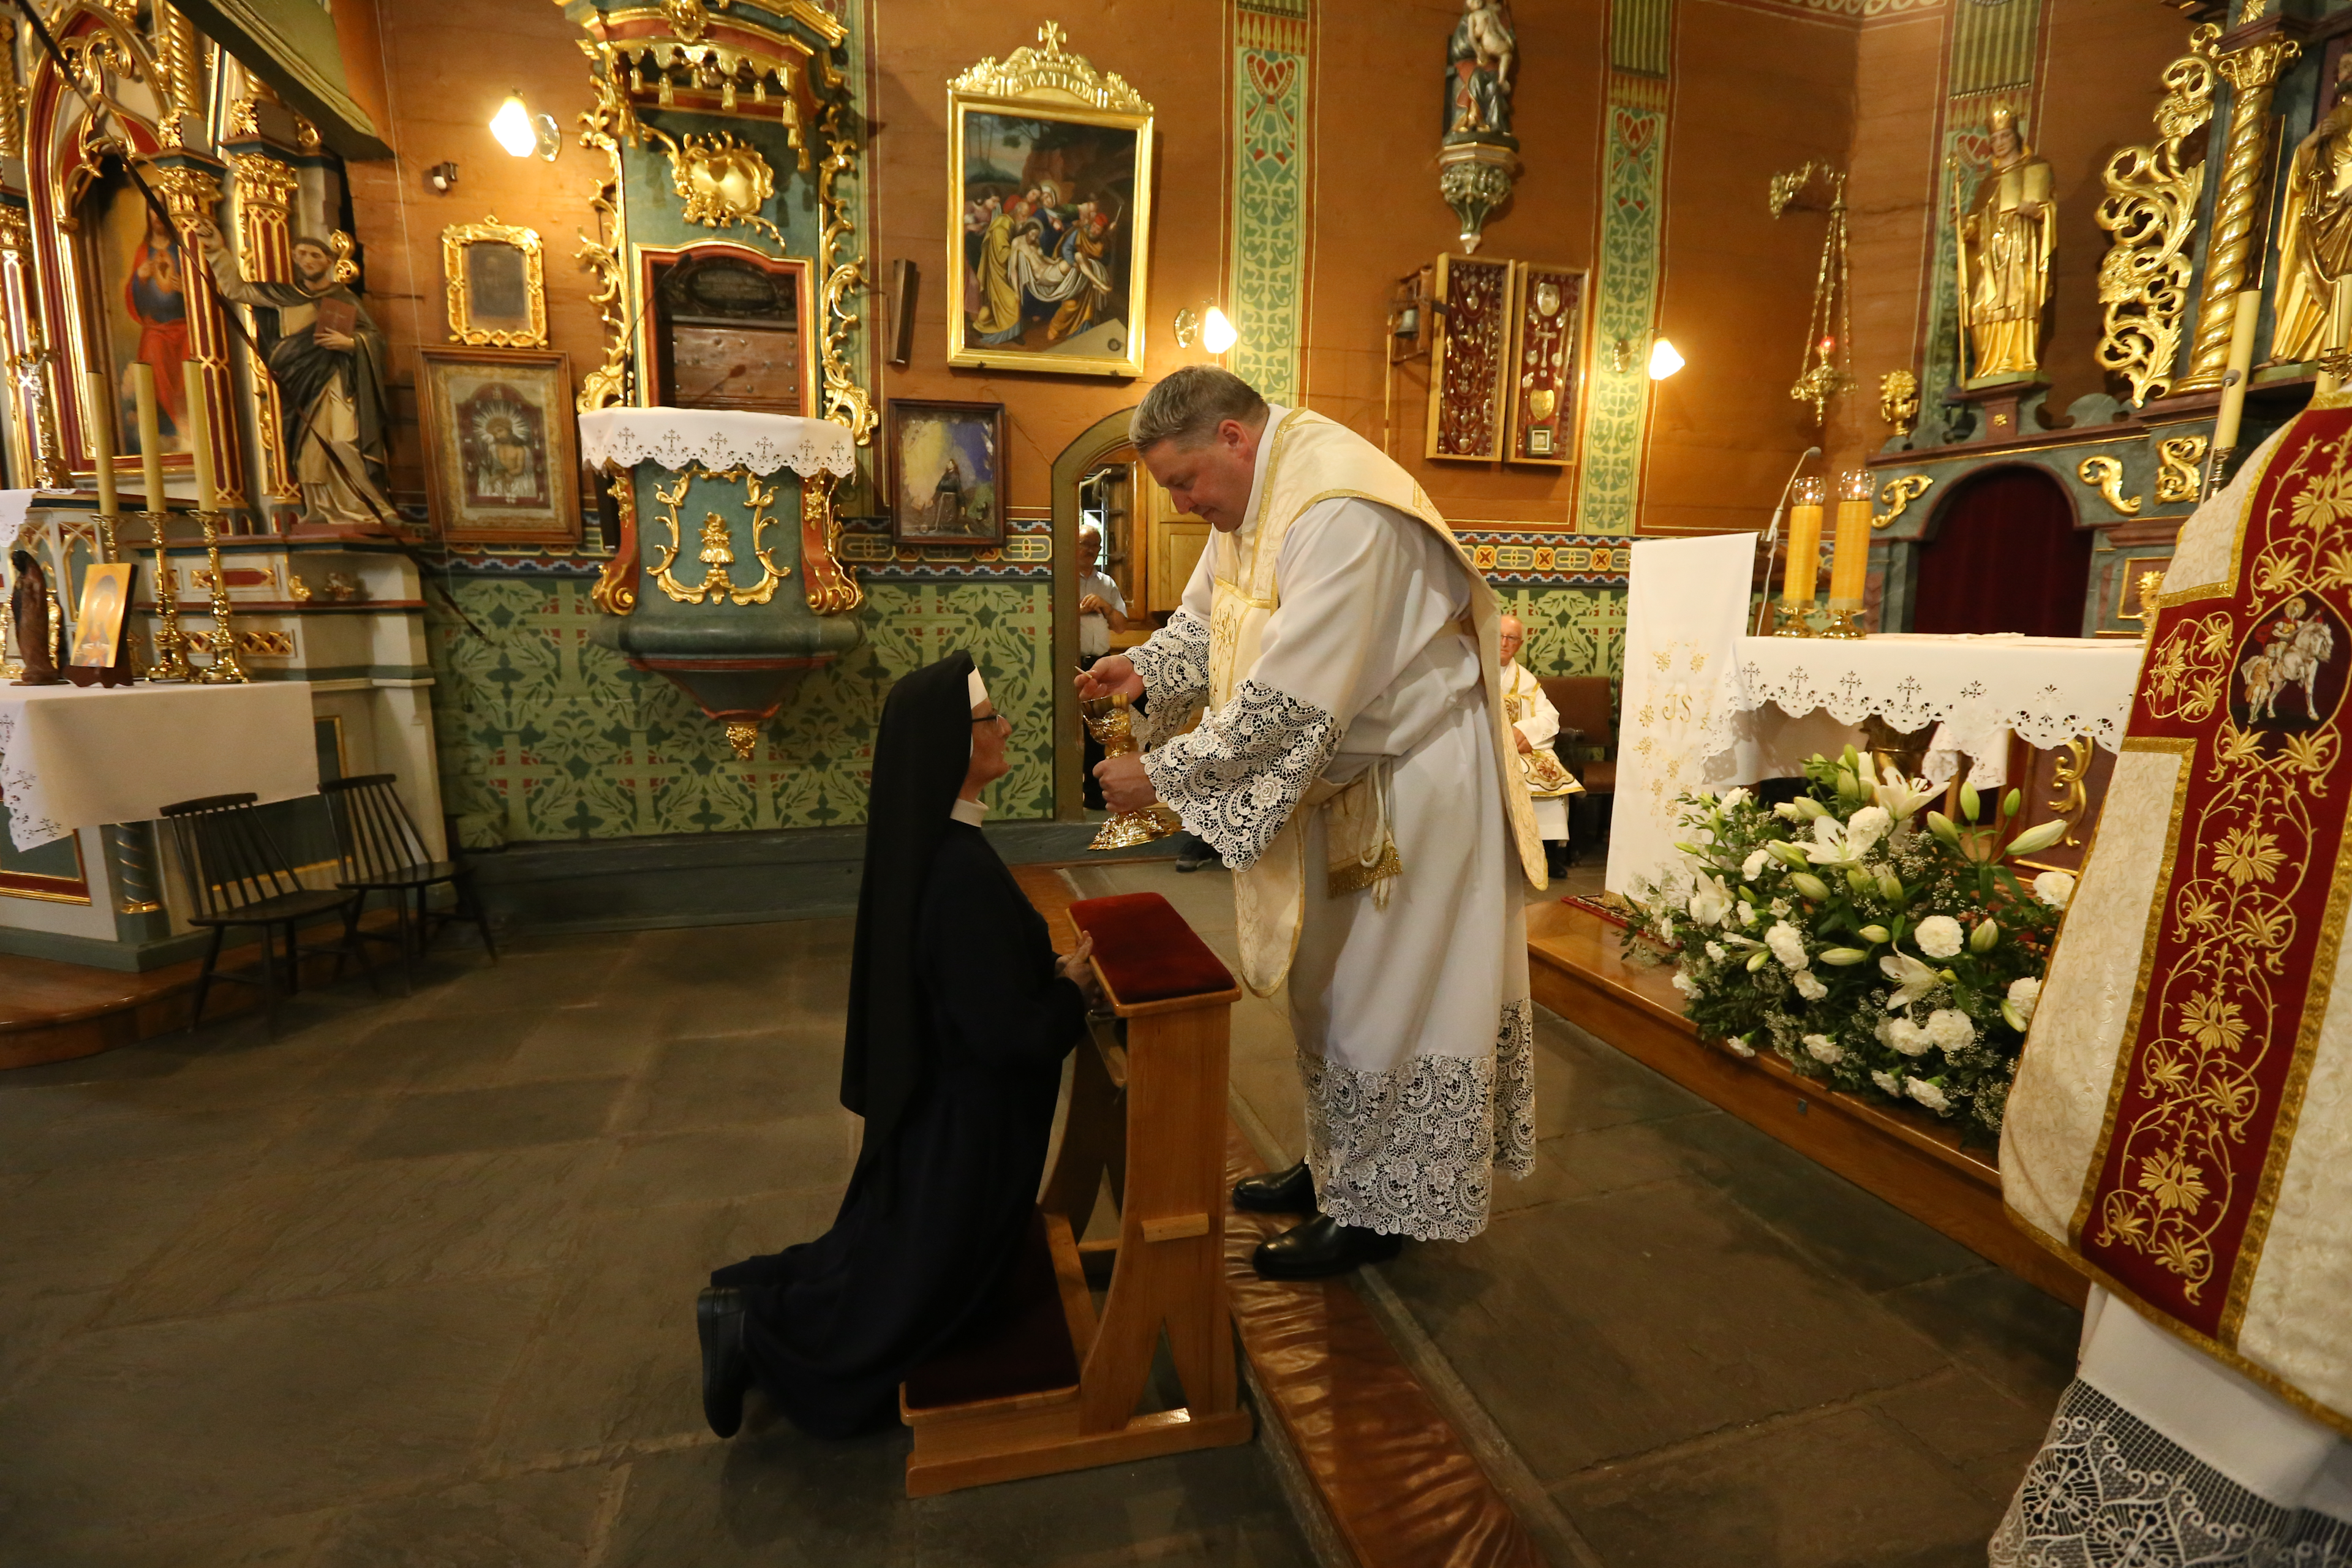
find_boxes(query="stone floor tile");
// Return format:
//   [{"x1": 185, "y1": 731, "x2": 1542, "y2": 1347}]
[
  {"x1": 0, "y1": 1274, "x2": 551, "y2": 1542},
  {"x1": 1875, "y1": 1366, "x2": 2067, "y2": 1472},
  {"x1": 1526, "y1": 1109, "x2": 1740, "y2": 1199},
  {"x1": 110, "y1": 1143, "x2": 609, "y2": 1324},
  {"x1": 252, "y1": 1094, "x2": 401, "y2": 1171},
  {"x1": 395, "y1": 951, "x2": 618, "y2": 1018},
  {"x1": 0, "y1": 1042, "x2": 191, "y2": 1090},
  {"x1": 308, "y1": 1466, "x2": 614, "y2": 1568},
  {"x1": 1553, "y1": 1404, "x2": 1997, "y2": 1568},
  {"x1": 505, "y1": 1003, "x2": 671, "y2": 1082},
  {"x1": 353, "y1": 1077, "x2": 628, "y2": 1162},
  {"x1": 0, "y1": 1286, "x2": 106, "y2": 1391},
  {"x1": 0, "y1": 1095, "x2": 300, "y2": 1174},
  {"x1": 625, "y1": 1031, "x2": 846, "y2": 1133},
  {"x1": 301, "y1": 1011, "x2": 541, "y2": 1096},
  {"x1": 1532, "y1": 1016, "x2": 1709, "y2": 1139},
  {"x1": 499, "y1": 927, "x2": 643, "y2": 957},
  {"x1": 22, "y1": 1507, "x2": 339, "y2": 1568},
  {"x1": 0, "y1": 1148, "x2": 260, "y2": 1297},
  {"x1": 592, "y1": 1120, "x2": 853, "y2": 1210},
  {"x1": 1878, "y1": 1268, "x2": 2081, "y2": 1410},
  {"x1": 599, "y1": 1429, "x2": 917, "y2": 1567}
]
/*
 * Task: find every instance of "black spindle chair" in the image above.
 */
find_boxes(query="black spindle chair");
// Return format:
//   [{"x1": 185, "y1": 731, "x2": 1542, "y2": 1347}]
[
  {"x1": 159, "y1": 793, "x2": 375, "y2": 1034},
  {"x1": 321, "y1": 774, "x2": 498, "y2": 990}
]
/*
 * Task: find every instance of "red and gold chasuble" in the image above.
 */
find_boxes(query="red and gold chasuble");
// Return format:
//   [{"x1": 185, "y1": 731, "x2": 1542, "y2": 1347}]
[{"x1": 2004, "y1": 405, "x2": 2352, "y2": 1433}]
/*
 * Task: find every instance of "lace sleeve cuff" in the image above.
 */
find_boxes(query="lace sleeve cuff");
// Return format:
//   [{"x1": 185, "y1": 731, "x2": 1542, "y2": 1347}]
[
  {"x1": 1125, "y1": 608, "x2": 1210, "y2": 745},
  {"x1": 1142, "y1": 677, "x2": 1339, "y2": 871}
]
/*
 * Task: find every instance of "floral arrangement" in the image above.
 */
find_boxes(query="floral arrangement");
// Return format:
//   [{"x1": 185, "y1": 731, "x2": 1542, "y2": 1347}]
[{"x1": 1623, "y1": 748, "x2": 2078, "y2": 1137}]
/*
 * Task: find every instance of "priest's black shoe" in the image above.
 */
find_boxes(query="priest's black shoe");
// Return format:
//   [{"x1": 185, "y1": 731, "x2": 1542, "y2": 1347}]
[
  {"x1": 1251, "y1": 1214, "x2": 1402, "y2": 1280},
  {"x1": 698, "y1": 1286, "x2": 752, "y2": 1438},
  {"x1": 1232, "y1": 1159, "x2": 1317, "y2": 1215}
]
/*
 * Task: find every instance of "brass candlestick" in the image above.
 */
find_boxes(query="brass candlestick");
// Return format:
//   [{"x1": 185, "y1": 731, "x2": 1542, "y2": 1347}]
[
  {"x1": 192, "y1": 510, "x2": 248, "y2": 684},
  {"x1": 141, "y1": 511, "x2": 192, "y2": 682},
  {"x1": 1081, "y1": 692, "x2": 1182, "y2": 851}
]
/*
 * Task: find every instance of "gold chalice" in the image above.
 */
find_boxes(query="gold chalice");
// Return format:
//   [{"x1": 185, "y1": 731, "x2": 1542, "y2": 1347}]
[{"x1": 1080, "y1": 690, "x2": 1182, "y2": 851}]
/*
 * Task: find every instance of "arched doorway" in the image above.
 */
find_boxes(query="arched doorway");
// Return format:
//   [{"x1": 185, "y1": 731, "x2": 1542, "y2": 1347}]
[{"x1": 1911, "y1": 466, "x2": 2092, "y2": 637}]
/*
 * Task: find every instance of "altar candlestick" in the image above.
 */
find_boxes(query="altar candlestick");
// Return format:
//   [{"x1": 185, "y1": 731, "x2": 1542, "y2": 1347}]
[
  {"x1": 1828, "y1": 470, "x2": 1874, "y2": 619},
  {"x1": 182, "y1": 361, "x2": 216, "y2": 513},
  {"x1": 85, "y1": 371, "x2": 116, "y2": 522},
  {"x1": 131, "y1": 363, "x2": 164, "y2": 511},
  {"x1": 1783, "y1": 477, "x2": 1825, "y2": 606}
]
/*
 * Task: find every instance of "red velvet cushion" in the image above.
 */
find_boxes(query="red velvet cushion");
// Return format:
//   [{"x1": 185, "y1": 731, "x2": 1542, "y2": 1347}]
[
  {"x1": 903, "y1": 1209, "x2": 1078, "y2": 1411},
  {"x1": 1069, "y1": 892, "x2": 1235, "y2": 1004}
]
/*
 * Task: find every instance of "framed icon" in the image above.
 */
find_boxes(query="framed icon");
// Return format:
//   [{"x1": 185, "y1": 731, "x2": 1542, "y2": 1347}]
[{"x1": 889, "y1": 399, "x2": 1006, "y2": 546}]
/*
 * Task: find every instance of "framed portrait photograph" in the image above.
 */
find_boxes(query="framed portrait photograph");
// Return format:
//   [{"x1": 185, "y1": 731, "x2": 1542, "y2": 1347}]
[
  {"x1": 889, "y1": 399, "x2": 1006, "y2": 546},
  {"x1": 442, "y1": 218, "x2": 548, "y2": 348},
  {"x1": 947, "y1": 31, "x2": 1155, "y2": 377},
  {"x1": 417, "y1": 347, "x2": 581, "y2": 543}
]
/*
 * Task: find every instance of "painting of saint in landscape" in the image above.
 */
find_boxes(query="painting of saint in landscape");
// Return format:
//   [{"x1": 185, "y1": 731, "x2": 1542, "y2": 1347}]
[
  {"x1": 952, "y1": 110, "x2": 1144, "y2": 375},
  {"x1": 891, "y1": 400, "x2": 1005, "y2": 546}
]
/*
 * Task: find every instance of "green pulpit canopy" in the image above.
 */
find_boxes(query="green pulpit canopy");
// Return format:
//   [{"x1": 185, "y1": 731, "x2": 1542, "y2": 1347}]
[{"x1": 579, "y1": 409, "x2": 865, "y2": 758}]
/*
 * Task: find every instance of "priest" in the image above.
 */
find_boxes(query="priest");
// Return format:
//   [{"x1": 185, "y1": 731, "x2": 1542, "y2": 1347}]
[
  {"x1": 1498, "y1": 614, "x2": 1583, "y2": 878},
  {"x1": 698, "y1": 652, "x2": 1103, "y2": 1438},
  {"x1": 1077, "y1": 366, "x2": 1545, "y2": 1280}
]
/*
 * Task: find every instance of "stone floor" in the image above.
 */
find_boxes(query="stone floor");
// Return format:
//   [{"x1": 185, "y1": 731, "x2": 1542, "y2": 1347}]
[
  {"x1": 0, "y1": 922, "x2": 1311, "y2": 1567},
  {"x1": 0, "y1": 853, "x2": 2079, "y2": 1568}
]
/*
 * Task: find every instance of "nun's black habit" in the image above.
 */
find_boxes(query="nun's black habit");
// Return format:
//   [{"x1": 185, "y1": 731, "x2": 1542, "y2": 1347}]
[{"x1": 707, "y1": 652, "x2": 1088, "y2": 1438}]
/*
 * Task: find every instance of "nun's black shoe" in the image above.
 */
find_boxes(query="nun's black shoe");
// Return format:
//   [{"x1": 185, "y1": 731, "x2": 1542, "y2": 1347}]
[
  {"x1": 1250, "y1": 1215, "x2": 1402, "y2": 1280},
  {"x1": 698, "y1": 1286, "x2": 752, "y2": 1438},
  {"x1": 1232, "y1": 1160, "x2": 1316, "y2": 1214}
]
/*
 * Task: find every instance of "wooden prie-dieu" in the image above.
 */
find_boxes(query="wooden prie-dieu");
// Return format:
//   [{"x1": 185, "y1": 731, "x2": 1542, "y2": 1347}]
[{"x1": 897, "y1": 891, "x2": 1253, "y2": 1496}]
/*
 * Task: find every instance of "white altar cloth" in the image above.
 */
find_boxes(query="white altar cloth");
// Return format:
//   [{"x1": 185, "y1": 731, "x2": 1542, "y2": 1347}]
[
  {"x1": 576, "y1": 407, "x2": 856, "y2": 478},
  {"x1": 0, "y1": 682, "x2": 319, "y2": 851}
]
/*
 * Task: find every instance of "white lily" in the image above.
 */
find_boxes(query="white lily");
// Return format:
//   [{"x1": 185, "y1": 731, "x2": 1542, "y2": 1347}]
[
  {"x1": 1869, "y1": 760, "x2": 1942, "y2": 821},
  {"x1": 1804, "y1": 815, "x2": 1871, "y2": 869},
  {"x1": 1879, "y1": 948, "x2": 1941, "y2": 1011},
  {"x1": 1688, "y1": 874, "x2": 1733, "y2": 929}
]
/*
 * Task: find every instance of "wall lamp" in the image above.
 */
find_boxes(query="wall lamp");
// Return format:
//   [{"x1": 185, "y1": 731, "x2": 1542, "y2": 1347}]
[
  {"x1": 1173, "y1": 303, "x2": 1237, "y2": 356},
  {"x1": 1608, "y1": 333, "x2": 1685, "y2": 380},
  {"x1": 491, "y1": 93, "x2": 561, "y2": 161}
]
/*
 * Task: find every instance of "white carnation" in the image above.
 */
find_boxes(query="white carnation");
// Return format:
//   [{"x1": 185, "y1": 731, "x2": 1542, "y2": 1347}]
[
  {"x1": 1719, "y1": 787, "x2": 1752, "y2": 813},
  {"x1": 1765, "y1": 921, "x2": 1810, "y2": 971},
  {"x1": 1724, "y1": 1035, "x2": 1757, "y2": 1058},
  {"x1": 1671, "y1": 971, "x2": 1697, "y2": 997},
  {"x1": 1906, "y1": 1077, "x2": 1952, "y2": 1114},
  {"x1": 1886, "y1": 1017, "x2": 1932, "y2": 1057},
  {"x1": 1793, "y1": 971, "x2": 1828, "y2": 1001},
  {"x1": 1871, "y1": 1069, "x2": 1901, "y2": 1095},
  {"x1": 1705, "y1": 941, "x2": 1725, "y2": 962},
  {"x1": 2034, "y1": 872, "x2": 2076, "y2": 909},
  {"x1": 1742, "y1": 849, "x2": 1771, "y2": 881},
  {"x1": 1803, "y1": 1033, "x2": 1844, "y2": 1065},
  {"x1": 1737, "y1": 903, "x2": 1758, "y2": 927},
  {"x1": 1770, "y1": 898, "x2": 1792, "y2": 918},
  {"x1": 1924, "y1": 1008, "x2": 1976, "y2": 1052},
  {"x1": 1915, "y1": 915, "x2": 1964, "y2": 960},
  {"x1": 1845, "y1": 806, "x2": 1892, "y2": 854},
  {"x1": 2007, "y1": 975, "x2": 2041, "y2": 1025}
]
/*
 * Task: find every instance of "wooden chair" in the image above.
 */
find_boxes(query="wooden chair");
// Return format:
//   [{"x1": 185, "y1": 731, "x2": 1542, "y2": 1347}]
[
  {"x1": 320, "y1": 773, "x2": 498, "y2": 990},
  {"x1": 159, "y1": 793, "x2": 375, "y2": 1034},
  {"x1": 897, "y1": 891, "x2": 1251, "y2": 1496},
  {"x1": 1542, "y1": 675, "x2": 1617, "y2": 861}
]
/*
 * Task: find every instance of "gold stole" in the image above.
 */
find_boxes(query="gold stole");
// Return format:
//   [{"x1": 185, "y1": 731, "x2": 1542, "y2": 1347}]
[{"x1": 1207, "y1": 409, "x2": 1546, "y2": 997}]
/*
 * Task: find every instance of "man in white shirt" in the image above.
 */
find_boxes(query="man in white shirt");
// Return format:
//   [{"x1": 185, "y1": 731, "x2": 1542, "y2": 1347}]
[
  {"x1": 1076, "y1": 524, "x2": 1130, "y2": 809},
  {"x1": 1498, "y1": 615, "x2": 1581, "y2": 877}
]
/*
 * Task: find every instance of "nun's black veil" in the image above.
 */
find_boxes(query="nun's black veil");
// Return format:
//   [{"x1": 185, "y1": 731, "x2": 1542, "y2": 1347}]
[{"x1": 839, "y1": 650, "x2": 978, "y2": 1189}]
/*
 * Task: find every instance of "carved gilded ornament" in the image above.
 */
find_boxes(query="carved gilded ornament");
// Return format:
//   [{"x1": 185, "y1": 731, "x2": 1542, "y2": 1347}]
[
  {"x1": 666, "y1": 131, "x2": 785, "y2": 249},
  {"x1": 1872, "y1": 474, "x2": 1933, "y2": 530},
  {"x1": 1879, "y1": 369, "x2": 1920, "y2": 436},
  {"x1": 2158, "y1": 435, "x2": 2209, "y2": 502},
  {"x1": 647, "y1": 466, "x2": 793, "y2": 607},
  {"x1": 2176, "y1": 35, "x2": 2302, "y2": 392},
  {"x1": 949, "y1": 21, "x2": 1150, "y2": 114},
  {"x1": 2094, "y1": 28, "x2": 2218, "y2": 407},
  {"x1": 591, "y1": 469, "x2": 639, "y2": 615},
  {"x1": 440, "y1": 216, "x2": 549, "y2": 348},
  {"x1": 2079, "y1": 454, "x2": 2146, "y2": 516},
  {"x1": 799, "y1": 469, "x2": 861, "y2": 614}
]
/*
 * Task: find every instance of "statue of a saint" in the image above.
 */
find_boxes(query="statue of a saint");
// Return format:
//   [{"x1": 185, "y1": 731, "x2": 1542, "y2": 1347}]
[
  {"x1": 2274, "y1": 54, "x2": 2352, "y2": 365},
  {"x1": 1958, "y1": 108, "x2": 2055, "y2": 382},
  {"x1": 1446, "y1": 0, "x2": 1517, "y2": 141},
  {"x1": 9, "y1": 549, "x2": 60, "y2": 685},
  {"x1": 192, "y1": 223, "x2": 395, "y2": 530}
]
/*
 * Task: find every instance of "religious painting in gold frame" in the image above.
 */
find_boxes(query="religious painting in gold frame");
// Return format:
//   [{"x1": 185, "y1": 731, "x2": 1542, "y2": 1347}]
[
  {"x1": 417, "y1": 347, "x2": 580, "y2": 543},
  {"x1": 1504, "y1": 262, "x2": 1588, "y2": 467},
  {"x1": 72, "y1": 160, "x2": 196, "y2": 464},
  {"x1": 1426, "y1": 252, "x2": 1512, "y2": 462},
  {"x1": 442, "y1": 218, "x2": 548, "y2": 348},
  {"x1": 946, "y1": 24, "x2": 1155, "y2": 379}
]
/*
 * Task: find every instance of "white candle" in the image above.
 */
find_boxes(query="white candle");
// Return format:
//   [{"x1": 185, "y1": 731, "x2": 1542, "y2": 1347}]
[
  {"x1": 2214, "y1": 288, "x2": 2262, "y2": 450},
  {"x1": 132, "y1": 363, "x2": 164, "y2": 510},
  {"x1": 182, "y1": 360, "x2": 216, "y2": 512},
  {"x1": 85, "y1": 369, "x2": 116, "y2": 518}
]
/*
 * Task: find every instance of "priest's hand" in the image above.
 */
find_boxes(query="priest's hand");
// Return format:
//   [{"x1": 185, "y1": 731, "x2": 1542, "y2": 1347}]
[
  {"x1": 1075, "y1": 655, "x2": 1142, "y2": 702},
  {"x1": 1514, "y1": 729, "x2": 1533, "y2": 755},
  {"x1": 1094, "y1": 754, "x2": 1158, "y2": 813}
]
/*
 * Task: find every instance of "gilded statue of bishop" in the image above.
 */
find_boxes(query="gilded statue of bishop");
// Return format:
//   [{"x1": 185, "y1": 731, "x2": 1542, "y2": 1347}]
[
  {"x1": 2273, "y1": 51, "x2": 2352, "y2": 366},
  {"x1": 1958, "y1": 108, "x2": 2055, "y2": 382}
]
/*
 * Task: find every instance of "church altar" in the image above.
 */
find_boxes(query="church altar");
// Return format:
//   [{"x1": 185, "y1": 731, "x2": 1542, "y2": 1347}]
[{"x1": 0, "y1": 682, "x2": 318, "y2": 853}]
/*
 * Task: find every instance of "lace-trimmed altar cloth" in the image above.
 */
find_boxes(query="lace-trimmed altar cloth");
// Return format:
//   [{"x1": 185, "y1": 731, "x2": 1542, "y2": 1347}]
[
  {"x1": 0, "y1": 682, "x2": 319, "y2": 852},
  {"x1": 576, "y1": 408, "x2": 856, "y2": 479}
]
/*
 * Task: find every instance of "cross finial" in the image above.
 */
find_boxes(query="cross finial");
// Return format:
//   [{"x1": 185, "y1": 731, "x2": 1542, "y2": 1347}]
[{"x1": 1038, "y1": 21, "x2": 1065, "y2": 52}]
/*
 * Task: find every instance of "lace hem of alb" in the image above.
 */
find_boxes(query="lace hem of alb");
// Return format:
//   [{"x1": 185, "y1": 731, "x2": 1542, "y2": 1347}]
[
  {"x1": 0, "y1": 709, "x2": 69, "y2": 853},
  {"x1": 1126, "y1": 608, "x2": 1210, "y2": 748},
  {"x1": 1711, "y1": 636, "x2": 2144, "y2": 759},
  {"x1": 1142, "y1": 677, "x2": 1337, "y2": 872},
  {"x1": 1302, "y1": 1000, "x2": 1537, "y2": 1243},
  {"x1": 576, "y1": 408, "x2": 856, "y2": 479},
  {"x1": 1991, "y1": 1381, "x2": 2352, "y2": 1567}
]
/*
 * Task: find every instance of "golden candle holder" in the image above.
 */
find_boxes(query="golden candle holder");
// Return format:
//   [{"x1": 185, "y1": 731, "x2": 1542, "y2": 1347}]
[
  {"x1": 1080, "y1": 692, "x2": 1182, "y2": 851},
  {"x1": 191, "y1": 510, "x2": 249, "y2": 685},
  {"x1": 139, "y1": 510, "x2": 193, "y2": 682}
]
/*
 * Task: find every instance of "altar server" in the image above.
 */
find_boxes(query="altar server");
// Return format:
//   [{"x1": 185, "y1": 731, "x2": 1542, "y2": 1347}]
[
  {"x1": 1498, "y1": 614, "x2": 1582, "y2": 878},
  {"x1": 698, "y1": 652, "x2": 1101, "y2": 1438},
  {"x1": 1079, "y1": 366, "x2": 1545, "y2": 1279},
  {"x1": 1995, "y1": 414, "x2": 2352, "y2": 1560}
]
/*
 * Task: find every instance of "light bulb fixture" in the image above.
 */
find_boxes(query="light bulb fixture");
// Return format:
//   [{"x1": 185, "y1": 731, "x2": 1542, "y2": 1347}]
[
  {"x1": 424, "y1": 160, "x2": 458, "y2": 194},
  {"x1": 1648, "y1": 337, "x2": 1686, "y2": 380},
  {"x1": 1172, "y1": 301, "x2": 1238, "y2": 356},
  {"x1": 490, "y1": 93, "x2": 560, "y2": 161}
]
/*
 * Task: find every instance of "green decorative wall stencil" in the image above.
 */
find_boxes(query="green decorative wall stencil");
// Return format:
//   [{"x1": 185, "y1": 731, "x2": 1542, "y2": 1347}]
[{"x1": 1232, "y1": 0, "x2": 1312, "y2": 404}]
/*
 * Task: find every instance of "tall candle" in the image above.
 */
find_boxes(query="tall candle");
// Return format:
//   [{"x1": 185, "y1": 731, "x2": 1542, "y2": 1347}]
[
  {"x1": 132, "y1": 362, "x2": 164, "y2": 510},
  {"x1": 2213, "y1": 288, "x2": 2263, "y2": 450},
  {"x1": 85, "y1": 370, "x2": 116, "y2": 518},
  {"x1": 1783, "y1": 477, "x2": 1825, "y2": 605},
  {"x1": 182, "y1": 361, "x2": 215, "y2": 512},
  {"x1": 1829, "y1": 470, "x2": 1874, "y2": 607}
]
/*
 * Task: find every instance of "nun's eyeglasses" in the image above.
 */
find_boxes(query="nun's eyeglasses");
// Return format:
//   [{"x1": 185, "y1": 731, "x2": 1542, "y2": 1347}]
[{"x1": 972, "y1": 710, "x2": 1010, "y2": 729}]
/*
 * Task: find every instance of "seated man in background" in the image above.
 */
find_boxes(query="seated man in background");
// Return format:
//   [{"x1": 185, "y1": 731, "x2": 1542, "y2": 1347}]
[
  {"x1": 1498, "y1": 614, "x2": 1581, "y2": 878},
  {"x1": 697, "y1": 652, "x2": 1104, "y2": 1439}
]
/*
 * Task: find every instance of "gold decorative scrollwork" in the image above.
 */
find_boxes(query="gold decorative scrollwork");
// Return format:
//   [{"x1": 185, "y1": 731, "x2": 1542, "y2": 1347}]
[
  {"x1": 2176, "y1": 34, "x2": 2302, "y2": 393},
  {"x1": 2095, "y1": 26, "x2": 2218, "y2": 407},
  {"x1": 2080, "y1": 454, "x2": 2146, "y2": 516},
  {"x1": 666, "y1": 131, "x2": 785, "y2": 249},
  {"x1": 574, "y1": 55, "x2": 631, "y2": 413},
  {"x1": 591, "y1": 469, "x2": 638, "y2": 614},
  {"x1": 1880, "y1": 370, "x2": 1919, "y2": 437},
  {"x1": 949, "y1": 20, "x2": 1150, "y2": 112},
  {"x1": 649, "y1": 466, "x2": 792, "y2": 606},
  {"x1": 799, "y1": 469, "x2": 862, "y2": 614},
  {"x1": 1872, "y1": 474, "x2": 1934, "y2": 530},
  {"x1": 442, "y1": 216, "x2": 549, "y2": 347},
  {"x1": 815, "y1": 100, "x2": 876, "y2": 446},
  {"x1": 2046, "y1": 734, "x2": 2091, "y2": 847},
  {"x1": 2158, "y1": 434, "x2": 2210, "y2": 502}
]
